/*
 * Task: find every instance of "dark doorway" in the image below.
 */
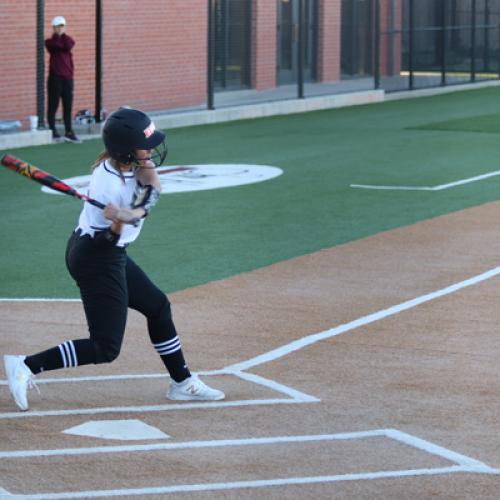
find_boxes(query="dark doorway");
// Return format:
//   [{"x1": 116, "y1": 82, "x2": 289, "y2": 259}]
[
  {"x1": 341, "y1": 0, "x2": 374, "y2": 77},
  {"x1": 277, "y1": 0, "x2": 318, "y2": 84},
  {"x1": 214, "y1": 0, "x2": 251, "y2": 90}
]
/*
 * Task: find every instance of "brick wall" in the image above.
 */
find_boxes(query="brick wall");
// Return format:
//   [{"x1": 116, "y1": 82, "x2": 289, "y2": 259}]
[
  {"x1": 0, "y1": 0, "x2": 206, "y2": 129},
  {"x1": 379, "y1": 0, "x2": 403, "y2": 77},
  {"x1": 252, "y1": 0, "x2": 277, "y2": 90},
  {"x1": 102, "y1": 0, "x2": 206, "y2": 114},
  {"x1": 317, "y1": 0, "x2": 341, "y2": 82},
  {"x1": 0, "y1": 0, "x2": 351, "y2": 130},
  {"x1": 0, "y1": 0, "x2": 37, "y2": 130}
]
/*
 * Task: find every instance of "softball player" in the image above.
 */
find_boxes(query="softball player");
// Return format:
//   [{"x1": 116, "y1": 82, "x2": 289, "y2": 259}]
[{"x1": 4, "y1": 107, "x2": 224, "y2": 411}]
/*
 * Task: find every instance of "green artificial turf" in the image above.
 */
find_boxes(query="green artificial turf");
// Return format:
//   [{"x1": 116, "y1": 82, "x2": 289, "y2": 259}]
[
  {"x1": 2, "y1": 86, "x2": 500, "y2": 298},
  {"x1": 412, "y1": 111, "x2": 500, "y2": 134}
]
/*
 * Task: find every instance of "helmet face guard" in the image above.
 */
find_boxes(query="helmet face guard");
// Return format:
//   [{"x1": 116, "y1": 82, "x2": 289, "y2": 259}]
[
  {"x1": 148, "y1": 140, "x2": 168, "y2": 167},
  {"x1": 103, "y1": 108, "x2": 168, "y2": 167},
  {"x1": 128, "y1": 139, "x2": 167, "y2": 168}
]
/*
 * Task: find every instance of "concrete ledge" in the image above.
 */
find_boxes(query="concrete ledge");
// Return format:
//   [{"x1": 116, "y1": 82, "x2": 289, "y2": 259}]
[
  {"x1": 0, "y1": 129, "x2": 52, "y2": 150},
  {"x1": 384, "y1": 78, "x2": 500, "y2": 102},
  {"x1": 154, "y1": 90, "x2": 385, "y2": 130},
  {"x1": 1, "y1": 80, "x2": 498, "y2": 150}
]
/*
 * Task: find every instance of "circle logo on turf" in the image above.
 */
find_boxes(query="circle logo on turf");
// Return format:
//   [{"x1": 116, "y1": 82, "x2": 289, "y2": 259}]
[{"x1": 41, "y1": 164, "x2": 283, "y2": 195}]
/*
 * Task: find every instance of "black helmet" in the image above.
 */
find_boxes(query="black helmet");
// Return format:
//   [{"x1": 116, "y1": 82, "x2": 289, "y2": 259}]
[{"x1": 102, "y1": 107, "x2": 167, "y2": 167}]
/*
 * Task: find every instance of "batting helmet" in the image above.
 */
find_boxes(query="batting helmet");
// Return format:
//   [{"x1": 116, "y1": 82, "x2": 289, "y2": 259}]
[{"x1": 102, "y1": 107, "x2": 167, "y2": 167}]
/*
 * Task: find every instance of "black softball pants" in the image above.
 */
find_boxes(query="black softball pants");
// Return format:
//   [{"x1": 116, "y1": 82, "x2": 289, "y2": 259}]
[
  {"x1": 24, "y1": 230, "x2": 189, "y2": 380},
  {"x1": 65, "y1": 229, "x2": 180, "y2": 362},
  {"x1": 47, "y1": 74, "x2": 73, "y2": 134}
]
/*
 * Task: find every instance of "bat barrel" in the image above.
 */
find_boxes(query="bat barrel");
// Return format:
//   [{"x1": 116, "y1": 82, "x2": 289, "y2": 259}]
[{"x1": 1, "y1": 153, "x2": 106, "y2": 210}]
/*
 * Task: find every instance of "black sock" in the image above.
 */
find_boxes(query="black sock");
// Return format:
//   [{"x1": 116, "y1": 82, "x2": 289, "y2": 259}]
[
  {"x1": 24, "y1": 339, "x2": 97, "y2": 374},
  {"x1": 160, "y1": 350, "x2": 191, "y2": 383}
]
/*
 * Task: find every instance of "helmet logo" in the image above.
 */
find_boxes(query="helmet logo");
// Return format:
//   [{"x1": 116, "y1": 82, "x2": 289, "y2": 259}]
[{"x1": 144, "y1": 122, "x2": 156, "y2": 139}]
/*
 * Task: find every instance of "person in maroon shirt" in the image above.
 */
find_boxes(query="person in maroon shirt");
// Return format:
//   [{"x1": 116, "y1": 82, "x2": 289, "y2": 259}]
[{"x1": 45, "y1": 16, "x2": 81, "y2": 143}]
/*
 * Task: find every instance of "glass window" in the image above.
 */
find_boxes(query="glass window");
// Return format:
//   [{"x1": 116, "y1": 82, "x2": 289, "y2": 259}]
[{"x1": 214, "y1": 0, "x2": 251, "y2": 90}]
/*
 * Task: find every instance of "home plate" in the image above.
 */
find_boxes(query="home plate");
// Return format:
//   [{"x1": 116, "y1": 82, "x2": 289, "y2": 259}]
[{"x1": 63, "y1": 419, "x2": 170, "y2": 441}]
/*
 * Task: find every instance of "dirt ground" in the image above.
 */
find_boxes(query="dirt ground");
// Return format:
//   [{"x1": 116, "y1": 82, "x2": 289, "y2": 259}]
[{"x1": 1, "y1": 201, "x2": 500, "y2": 498}]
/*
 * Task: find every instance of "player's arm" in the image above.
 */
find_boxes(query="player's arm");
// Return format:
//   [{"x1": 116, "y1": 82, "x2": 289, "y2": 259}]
[
  {"x1": 103, "y1": 203, "x2": 146, "y2": 224},
  {"x1": 136, "y1": 161, "x2": 162, "y2": 192}
]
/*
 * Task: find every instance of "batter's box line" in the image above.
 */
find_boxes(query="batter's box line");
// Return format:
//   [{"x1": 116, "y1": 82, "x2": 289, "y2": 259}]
[
  {"x1": 0, "y1": 429, "x2": 498, "y2": 498},
  {"x1": 0, "y1": 370, "x2": 319, "y2": 420},
  {"x1": 350, "y1": 169, "x2": 500, "y2": 191}
]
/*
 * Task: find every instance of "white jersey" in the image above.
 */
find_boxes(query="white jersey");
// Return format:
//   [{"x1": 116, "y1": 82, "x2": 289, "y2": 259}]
[{"x1": 77, "y1": 160, "x2": 144, "y2": 247}]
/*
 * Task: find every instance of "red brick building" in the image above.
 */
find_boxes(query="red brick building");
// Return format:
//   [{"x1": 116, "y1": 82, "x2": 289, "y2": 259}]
[
  {"x1": 0, "y1": 1, "x2": 497, "y2": 131},
  {"x1": 0, "y1": 1, "x2": 362, "y2": 130}
]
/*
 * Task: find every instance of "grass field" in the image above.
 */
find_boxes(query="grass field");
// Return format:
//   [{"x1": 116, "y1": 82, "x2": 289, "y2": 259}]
[{"x1": 1, "y1": 85, "x2": 500, "y2": 298}]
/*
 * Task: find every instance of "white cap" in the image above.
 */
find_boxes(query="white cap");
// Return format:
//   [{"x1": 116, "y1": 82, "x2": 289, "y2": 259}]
[{"x1": 52, "y1": 16, "x2": 66, "y2": 27}]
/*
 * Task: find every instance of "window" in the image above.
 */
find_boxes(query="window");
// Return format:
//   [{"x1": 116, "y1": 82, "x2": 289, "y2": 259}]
[{"x1": 214, "y1": 0, "x2": 251, "y2": 90}]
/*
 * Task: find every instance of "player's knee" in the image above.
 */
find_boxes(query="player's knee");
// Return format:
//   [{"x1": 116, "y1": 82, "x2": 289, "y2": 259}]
[
  {"x1": 148, "y1": 295, "x2": 172, "y2": 323},
  {"x1": 158, "y1": 296, "x2": 172, "y2": 320},
  {"x1": 93, "y1": 340, "x2": 121, "y2": 363}
]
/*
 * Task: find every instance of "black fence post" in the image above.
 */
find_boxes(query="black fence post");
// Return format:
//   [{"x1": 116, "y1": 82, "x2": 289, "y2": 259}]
[
  {"x1": 36, "y1": 0, "x2": 45, "y2": 128},
  {"x1": 207, "y1": 0, "x2": 215, "y2": 110},
  {"x1": 297, "y1": 0, "x2": 305, "y2": 98},
  {"x1": 441, "y1": 0, "x2": 446, "y2": 86},
  {"x1": 408, "y1": 0, "x2": 414, "y2": 90},
  {"x1": 374, "y1": 0, "x2": 381, "y2": 89},
  {"x1": 95, "y1": 0, "x2": 103, "y2": 123},
  {"x1": 471, "y1": 0, "x2": 476, "y2": 82}
]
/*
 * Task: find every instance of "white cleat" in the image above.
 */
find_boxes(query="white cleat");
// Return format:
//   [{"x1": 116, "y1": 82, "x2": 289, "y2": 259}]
[
  {"x1": 4, "y1": 355, "x2": 37, "y2": 411},
  {"x1": 167, "y1": 374, "x2": 225, "y2": 401}
]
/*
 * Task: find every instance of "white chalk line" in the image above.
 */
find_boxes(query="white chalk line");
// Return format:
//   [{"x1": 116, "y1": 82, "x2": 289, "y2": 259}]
[
  {"x1": 0, "y1": 370, "x2": 319, "y2": 404},
  {"x1": 226, "y1": 266, "x2": 500, "y2": 372},
  {"x1": 0, "y1": 370, "x2": 318, "y2": 420},
  {"x1": 0, "y1": 297, "x2": 80, "y2": 302},
  {"x1": 0, "y1": 398, "x2": 311, "y2": 420},
  {"x1": 0, "y1": 428, "x2": 485, "y2": 463},
  {"x1": 2, "y1": 268, "x2": 500, "y2": 495},
  {"x1": 1, "y1": 429, "x2": 498, "y2": 498},
  {"x1": 0, "y1": 429, "x2": 389, "y2": 459},
  {"x1": 350, "y1": 169, "x2": 500, "y2": 191},
  {"x1": 0, "y1": 370, "x2": 226, "y2": 386},
  {"x1": 3, "y1": 266, "x2": 500, "y2": 418},
  {"x1": 0, "y1": 468, "x2": 478, "y2": 499}
]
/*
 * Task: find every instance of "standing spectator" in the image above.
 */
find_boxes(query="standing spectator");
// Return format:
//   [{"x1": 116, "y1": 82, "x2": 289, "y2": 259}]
[{"x1": 45, "y1": 16, "x2": 81, "y2": 143}]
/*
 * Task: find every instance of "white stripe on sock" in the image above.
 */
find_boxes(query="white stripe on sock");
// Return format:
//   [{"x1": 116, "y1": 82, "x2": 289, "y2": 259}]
[
  {"x1": 154, "y1": 339, "x2": 181, "y2": 356},
  {"x1": 58, "y1": 344, "x2": 68, "y2": 368},
  {"x1": 153, "y1": 337, "x2": 180, "y2": 349},
  {"x1": 63, "y1": 342, "x2": 73, "y2": 367},
  {"x1": 157, "y1": 345, "x2": 181, "y2": 356},
  {"x1": 68, "y1": 341, "x2": 78, "y2": 367}
]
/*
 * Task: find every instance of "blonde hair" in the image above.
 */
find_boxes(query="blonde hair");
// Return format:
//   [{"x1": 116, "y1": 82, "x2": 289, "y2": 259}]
[{"x1": 92, "y1": 151, "x2": 110, "y2": 170}]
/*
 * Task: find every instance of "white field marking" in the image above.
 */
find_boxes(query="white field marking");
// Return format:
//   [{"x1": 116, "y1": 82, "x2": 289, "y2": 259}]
[
  {"x1": 385, "y1": 429, "x2": 489, "y2": 468},
  {"x1": 4, "y1": 429, "x2": 499, "y2": 498},
  {"x1": 4, "y1": 467, "x2": 488, "y2": 499},
  {"x1": 0, "y1": 428, "x2": 491, "y2": 467},
  {"x1": 0, "y1": 398, "x2": 313, "y2": 420},
  {"x1": 0, "y1": 369, "x2": 229, "y2": 386},
  {"x1": 226, "y1": 266, "x2": 500, "y2": 372},
  {"x1": 0, "y1": 372, "x2": 168, "y2": 386},
  {"x1": 231, "y1": 370, "x2": 319, "y2": 402},
  {"x1": 350, "y1": 169, "x2": 500, "y2": 191},
  {"x1": 0, "y1": 371, "x2": 317, "y2": 418},
  {"x1": 0, "y1": 429, "x2": 387, "y2": 458},
  {"x1": 0, "y1": 297, "x2": 80, "y2": 302}
]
